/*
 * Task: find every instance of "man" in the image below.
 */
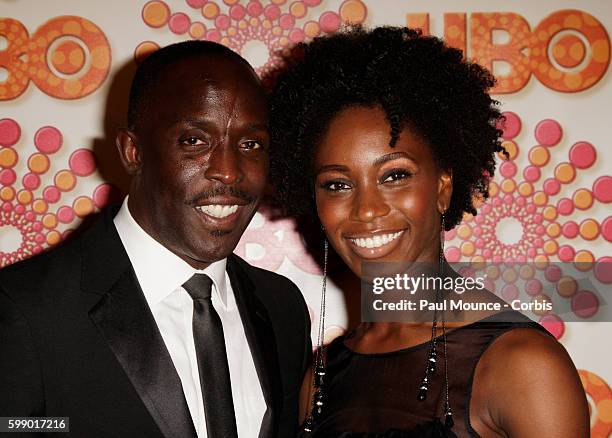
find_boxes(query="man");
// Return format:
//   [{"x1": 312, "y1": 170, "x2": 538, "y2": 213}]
[{"x1": 0, "y1": 41, "x2": 311, "y2": 438}]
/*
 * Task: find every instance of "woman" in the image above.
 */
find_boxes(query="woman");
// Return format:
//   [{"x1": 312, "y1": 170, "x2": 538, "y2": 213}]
[{"x1": 269, "y1": 26, "x2": 589, "y2": 437}]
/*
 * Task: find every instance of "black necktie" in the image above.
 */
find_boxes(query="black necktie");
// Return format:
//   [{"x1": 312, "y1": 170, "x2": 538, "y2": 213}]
[{"x1": 182, "y1": 274, "x2": 238, "y2": 438}]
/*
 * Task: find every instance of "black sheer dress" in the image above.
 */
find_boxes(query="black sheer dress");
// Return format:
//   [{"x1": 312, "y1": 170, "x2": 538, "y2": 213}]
[{"x1": 306, "y1": 311, "x2": 549, "y2": 438}]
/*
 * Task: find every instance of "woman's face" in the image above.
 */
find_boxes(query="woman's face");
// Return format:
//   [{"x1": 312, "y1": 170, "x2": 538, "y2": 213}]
[{"x1": 313, "y1": 106, "x2": 452, "y2": 278}]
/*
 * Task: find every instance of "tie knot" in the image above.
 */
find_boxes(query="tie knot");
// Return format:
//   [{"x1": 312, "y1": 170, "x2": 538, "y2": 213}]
[{"x1": 182, "y1": 274, "x2": 213, "y2": 301}]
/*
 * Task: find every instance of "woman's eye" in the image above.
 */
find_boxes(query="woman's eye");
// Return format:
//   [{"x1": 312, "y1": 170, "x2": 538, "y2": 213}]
[
  {"x1": 240, "y1": 140, "x2": 263, "y2": 150},
  {"x1": 382, "y1": 170, "x2": 412, "y2": 183},
  {"x1": 320, "y1": 180, "x2": 351, "y2": 192},
  {"x1": 182, "y1": 137, "x2": 206, "y2": 146}
]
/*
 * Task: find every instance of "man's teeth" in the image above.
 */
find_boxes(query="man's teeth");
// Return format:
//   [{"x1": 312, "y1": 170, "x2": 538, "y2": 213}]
[
  {"x1": 196, "y1": 205, "x2": 239, "y2": 218},
  {"x1": 351, "y1": 231, "x2": 404, "y2": 249}
]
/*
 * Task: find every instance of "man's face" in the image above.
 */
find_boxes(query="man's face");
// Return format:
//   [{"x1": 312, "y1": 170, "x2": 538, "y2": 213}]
[{"x1": 121, "y1": 54, "x2": 269, "y2": 268}]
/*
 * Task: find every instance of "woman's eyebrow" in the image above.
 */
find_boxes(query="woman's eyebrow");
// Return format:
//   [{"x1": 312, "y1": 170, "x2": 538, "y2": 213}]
[
  {"x1": 373, "y1": 151, "x2": 412, "y2": 166},
  {"x1": 315, "y1": 164, "x2": 349, "y2": 174}
]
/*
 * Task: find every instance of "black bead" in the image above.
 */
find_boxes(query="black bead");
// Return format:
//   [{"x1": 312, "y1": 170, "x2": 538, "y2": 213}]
[
  {"x1": 445, "y1": 412, "x2": 454, "y2": 428},
  {"x1": 417, "y1": 387, "x2": 428, "y2": 401}
]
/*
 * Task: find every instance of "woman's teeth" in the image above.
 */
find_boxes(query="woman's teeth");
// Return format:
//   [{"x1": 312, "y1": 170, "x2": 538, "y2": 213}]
[
  {"x1": 196, "y1": 204, "x2": 239, "y2": 218},
  {"x1": 351, "y1": 231, "x2": 404, "y2": 249}
]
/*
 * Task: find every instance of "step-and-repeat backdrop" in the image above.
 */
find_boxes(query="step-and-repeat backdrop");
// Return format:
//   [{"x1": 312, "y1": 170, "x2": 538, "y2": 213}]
[{"x1": 1, "y1": 1, "x2": 611, "y2": 435}]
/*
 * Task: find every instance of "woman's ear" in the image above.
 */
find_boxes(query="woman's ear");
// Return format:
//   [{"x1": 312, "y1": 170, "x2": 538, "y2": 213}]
[
  {"x1": 437, "y1": 170, "x2": 453, "y2": 214},
  {"x1": 116, "y1": 128, "x2": 142, "y2": 176}
]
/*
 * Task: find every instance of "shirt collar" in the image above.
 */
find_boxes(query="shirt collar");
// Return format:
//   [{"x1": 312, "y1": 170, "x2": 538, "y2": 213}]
[{"x1": 113, "y1": 196, "x2": 228, "y2": 307}]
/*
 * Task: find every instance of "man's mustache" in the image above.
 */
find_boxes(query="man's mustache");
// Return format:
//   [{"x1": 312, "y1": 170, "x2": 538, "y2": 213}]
[{"x1": 189, "y1": 185, "x2": 257, "y2": 205}]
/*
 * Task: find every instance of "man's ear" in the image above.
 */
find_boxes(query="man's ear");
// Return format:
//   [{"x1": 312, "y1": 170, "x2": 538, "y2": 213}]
[
  {"x1": 116, "y1": 128, "x2": 141, "y2": 176},
  {"x1": 437, "y1": 170, "x2": 453, "y2": 214}
]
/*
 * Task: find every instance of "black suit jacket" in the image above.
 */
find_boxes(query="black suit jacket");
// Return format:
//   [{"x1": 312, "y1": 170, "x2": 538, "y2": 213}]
[{"x1": 0, "y1": 207, "x2": 311, "y2": 438}]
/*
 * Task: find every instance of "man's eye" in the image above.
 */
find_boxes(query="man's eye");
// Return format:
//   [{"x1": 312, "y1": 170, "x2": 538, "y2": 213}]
[
  {"x1": 181, "y1": 137, "x2": 206, "y2": 146},
  {"x1": 240, "y1": 140, "x2": 263, "y2": 150},
  {"x1": 320, "y1": 180, "x2": 351, "y2": 192},
  {"x1": 382, "y1": 170, "x2": 412, "y2": 183}
]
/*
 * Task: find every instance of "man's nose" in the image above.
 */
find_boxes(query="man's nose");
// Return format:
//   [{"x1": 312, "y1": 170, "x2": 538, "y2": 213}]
[
  {"x1": 350, "y1": 187, "x2": 390, "y2": 223},
  {"x1": 204, "y1": 142, "x2": 244, "y2": 185}
]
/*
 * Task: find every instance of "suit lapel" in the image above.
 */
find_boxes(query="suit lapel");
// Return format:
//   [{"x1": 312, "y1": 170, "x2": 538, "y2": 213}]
[
  {"x1": 227, "y1": 255, "x2": 282, "y2": 438},
  {"x1": 82, "y1": 208, "x2": 196, "y2": 438}
]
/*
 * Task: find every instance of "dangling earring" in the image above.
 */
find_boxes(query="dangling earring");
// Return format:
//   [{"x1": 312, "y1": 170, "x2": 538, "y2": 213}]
[
  {"x1": 439, "y1": 213, "x2": 453, "y2": 428},
  {"x1": 303, "y1": 237, "x2": 329, "y2": 434}
]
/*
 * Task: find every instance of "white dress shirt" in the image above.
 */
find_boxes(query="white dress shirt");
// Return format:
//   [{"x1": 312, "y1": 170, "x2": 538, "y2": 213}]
[{"x1": 114, "y1": 197, "x2": 266, "y2": 437}]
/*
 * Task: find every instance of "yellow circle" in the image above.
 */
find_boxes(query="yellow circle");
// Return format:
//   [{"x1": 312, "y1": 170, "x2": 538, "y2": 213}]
[
  {"x1": 73, "y1": 196, "x2": 94, "y2": 217},
  {"x1": 189, "y1": 22, "x2": 206, "y2": 39},
  {"x1": 597, "y1": 399, "x2": 612, "y2": 423},
  {"x1": 557, "y1": 276, "x2": 577, "y2": 298},
  {"x1": 461, "y1": 241, "x2": 475, "y2": 256},
  {"x1": 501, "y1": 179, "x2": 516, "y2": 193},
  {"x1": 488, "y1": 181, "x2": 499, "y2": 197},
  {"x1": 63, "y1": 79, "x2": 83, "y2": 97},
  {"x1": 456, "y1": 224, "x2": 472, "y2": 239},
  {"x1": 54, "y1": 170, "x2": 76, "y2": 191},
  {"x1": 519, "y1": 265, "x2": 534, "y2": 279},
  {"x1": 502, "y1": 268, "x2": 518, "y2": 284},
  {"x1": 304, "y1": 21, "x2": 320, "y2": 38},
  {"x1": 32, "y1": 199, "x2": 47, "y2": 214},
  {"x1": 17, "y1": 190, "x2": 32, "y2": 204},
  {"x1": 470, "y1": 256, "x2": 485, "y2": 269},
  {"x1": 533, "y1": 191, "x2": 548, "y2": 206},
  {"x1": 543, "y1": 240, "x2": 558, "y2": 255},
  {"x1": 534, "y1": 254, "x2": 549, "y2": 267},
  {"x1": 28, "y1": 153, "x2": 50, "y2": 174},
  {"x1": 0, "y1": 148, "x2": 18, "y2": 167},
  {"x1": 528, "y1": 146, "x2": 550, "y2": 166},
  {"x1": 542, "y1": 206, "x2": 557, "y2": 221},
  {"x1": 290, "y1": 1, "x2": 307, "y2": 18},
  {"x1": 546, "y1": 223, "x2": 561, "y2": 238},
  {"x1": 90, "y1": 46, "x2": 110, "y2": 70},
  {"x1": 573, "y1": 189, "x2": 593, "y2": 210},
  {"x1": 574, "y1": 250, "x2": 594, "y2": 269},
  {"x1": 42, "y1": 213, "x2": 58, "y2": 229},
  {"x1": 532, "y1": 294, "x2": 552, "y2": 316},
  {"x1": 501, "y1": 140, "x2": 518, "y2": 160},
  {"x1": 486, "y1": 265, "x2": 500, "y2": 280},
  {"x1": 579, "y1": 219, "x2": 599, "y2": 240},
  {"x1": 46, "y1": 230, "x2": 61, "y2": 245},
  {"x1": 142, "y1": 1, "x2": 170, "y2": 27},
  {"x1": 518, "y1": 182, "x2": 533, "y2": 197},
  {"x1": 554, "y1": 163, "x2": 576, "y2": 184},
  {"x1": 339, "y1": 0, "x2": 367, "y2": 23},
  {"x1": 134, "y1": 41, "x2": 160, "y2": 64},
  {"x1": 202, "y1": 3, "x2": 220, "y2": 19},
  {"x1": 0, "y1": 187, "x2": 15, "y2": 201},
  {"x1": 62, "y1": 20, "x2": 82, "y2": 36}
]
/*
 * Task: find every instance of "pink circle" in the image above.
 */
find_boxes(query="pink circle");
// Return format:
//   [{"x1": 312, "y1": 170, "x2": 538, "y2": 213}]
[
  {"x1": 557, "y1": 198, "x2": 574, "y2": 216},
  {"x1": 205, "y1": 29, "x2": 221, "y2": 42},
  {"x1": 533, "y1": 214, "x2": 543, "y2": 224},
  {"x1": 481, "y1": 204, "x2": 491, "y2": 214},
  {"x1": 303, "y1": 0, "x2": 321, "y2": 5},
  {"x1": 43, "y1": 186, "x2": 61, "y2": 203},
  {"x1": 264, "y1": 4, "x2": 280, "y2": 20},
  {"x1": 483, "y1": 249, "x2": 492, "y2": 258},
  {"x1": 444, "y1": 246, "x2": 461, "y2": 262},
  {"x1": 562, "y1": 221, "x2": 579, "y2": 238},
  {"x1": 25, "y1": 211, "x2": 35, "y2": 221},
  {"x1": 499, "y1": 112, "x2": 521, "y2": 139},
  {"x1": 569, "y1": 142, "x2": 596, "y2": 169},
  {"x1": 594, "y1": 256, "x2": 612, "y2": 284},
  {"x1": 93, "y1": 183, "x2": 121, "y2": 209},
  {"x1": 475, "y1": 238, "x2": 484, "y2": 248},
  {"x1": 593, "y1": 176, "x2": 612, "y2": 203},
  {"x1": 539, "y1": 314, "x2": 565, "y2": 339},
  {"x1": 501, "y1": 284, "x2": 519, "y2": 301},
  {"x1": 22, "y1": 173, "x2": 40, "y2": 190},
  {"x1": 525, "y1": 279, "x2": 543, "y2": 296},
  {"x1": 319, "y1": 11, "x2": 341, "y2": 32},
  {"x1": 516, "y1": 197, "x2": 526, "y2": 206},
  {"x1": 33, "y1": 244, "x2": 43, "y2": 254},
  {"x1": 69, "y1": 149, "x2": 96, "y2": 177},
  {"x1": 503, "y1": 194, "x2": 513, "y2": 204},
  {"x1": 444, "y1": 228, "x2": 456, "y2": 240},
  {"x1": 15, "y1": 204, "x2": 24, "y2": 214},
  {"x1": 2, "y1": 202, "x2": 11, "y2": 212},
  {"x1": 499, "y1": 161, "x2": 517, "y2": 178},
  {"x1": 35, "y1": 233, "x2": 45, "y2": 243},
  {"x1": 543, "y1": 178, "x2": 560, "y2": 195},
  {"x1": 186, "y1": 0, "x2": 206, "y2": 7},
  {"x1": 230, "y1": 5, "x2": 246, "y2": 20},
  {"x1": 535, "y1": 225, "x2": 545, "y2": 235},
  {"x1": 534, "y1": 119, "x2": 562, "y2": 146},
  {"x1": 572, "y1": 290, "x2": 599, "y2": 318},
  {"x1": 168, "y1": 13, "x2": 191, "y2": 34},
  {"x1": 34, "y1": 126, "x2": 62, "y2": 153},
  {"x1": 544, "y1": 265, "x2": 562, "y2": 282},
  {"x1": 289, "y1": 28, "x2": 304, "y2": 43},
  {"x1": 0, "y1": 118, "x2": 21, "y2": 146},
  {"x1": 215, "y1": 14, "x2": 230, "y2": 30},
  {"x1": 491, "y1": 197, "x2": 502, "y2": 207},
  {"x1": 523, "y1": 165, "x2": 540, "y2": 182},
  {"x1": 247, "y1": 1, "x2": 263, "y2": 16},
  {"x1": 32, "y1": 221, "x2": 43, "y2": 232},
  {"x1": 57, "y1": 206, "x2": 75, "y2": 223},
  {"x1": 279, "y1": 13, "x2": 295, "y2": 29},
  {"x1": 526, "y1": 204, "x2": 536, "y2": 214},
  {"x1": 0, "y1": 169, "x2": 16, "y2": 185},
  {"x1": 558, "y1": 245, "x2": 575, "y2": 262},
  {"x1": 601, "y1": 216, "x2": 612, "y2": 242}
]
